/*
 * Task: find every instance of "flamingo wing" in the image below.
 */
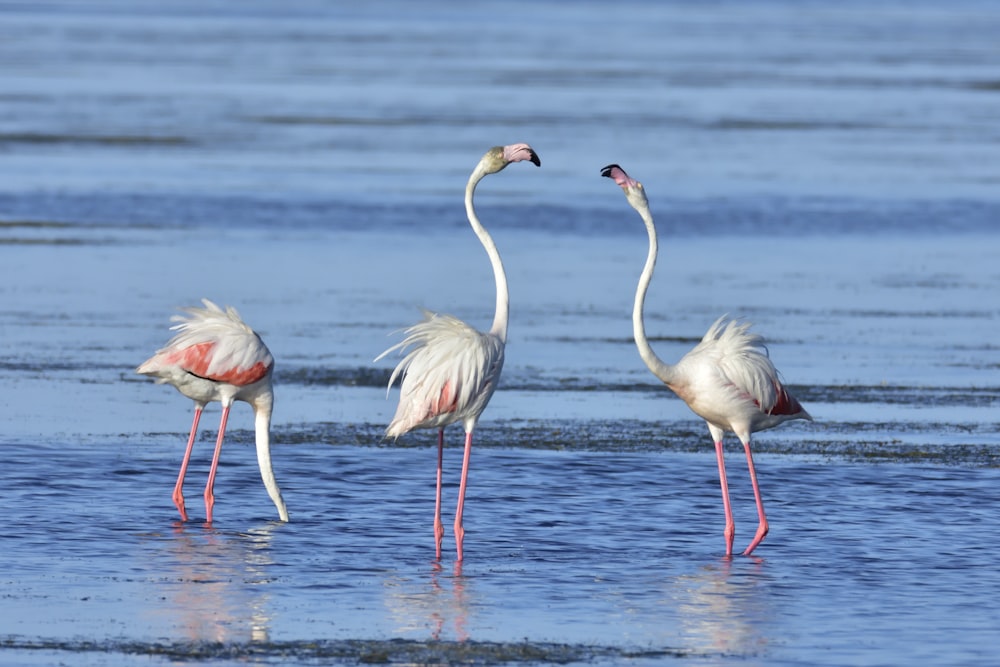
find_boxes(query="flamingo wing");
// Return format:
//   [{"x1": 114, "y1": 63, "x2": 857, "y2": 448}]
[
  {"x1": 138, "y1": 299, "x2": 273, "y2": 386},
  {"x1": 696, "y1": 316, "x2": 789, "y2": 415},
  {"x1": 378, "y1": 311, "x2": 504, "y2": 436}
]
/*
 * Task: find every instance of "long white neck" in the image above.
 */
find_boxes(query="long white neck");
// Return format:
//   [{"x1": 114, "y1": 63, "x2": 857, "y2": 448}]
[
  {"x1": 253, "y1": 391, "x2": 289, "y2": 522},
  {"x1": 465, "y1": 165, "x2": 509, "y2": 343},
  {"x1": 633, "y1": 205, "x2": 678, "y2": 385}
]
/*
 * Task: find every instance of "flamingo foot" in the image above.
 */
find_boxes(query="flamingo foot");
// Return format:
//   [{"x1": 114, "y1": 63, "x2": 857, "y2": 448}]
[
  {"x1": 723, "y1": 521, "x2": 735, "y2": 557},
  {"x1": 172, "y1": 492, "x2": 189, "y2": 522},
  {"x1": 454, "y1": 522, "x2": 465, "y2": 562},
  {"x1": 204, "y1": 491, "x2": 215, "y2": 524},
  {"x1": 434, "y1": 519, "x2": 445, "y2": 560},
  {"x1": 743, "y1": 521, "x2": 769, "y2": 556}
]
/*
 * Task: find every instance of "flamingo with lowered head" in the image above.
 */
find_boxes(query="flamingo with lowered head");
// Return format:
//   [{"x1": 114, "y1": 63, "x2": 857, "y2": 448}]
[
  {"x1": 137, "y1": 298, "x2": 288, "y2": 523},
  {"x1": 601, "y1": 163, "x2": 811, "y2": 556},
  {"x1": 376, "y1": 143, "x2": 541, "y2": 561}
]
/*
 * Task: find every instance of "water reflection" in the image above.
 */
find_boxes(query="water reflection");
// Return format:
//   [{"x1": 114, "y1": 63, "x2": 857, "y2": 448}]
[
  {"x1": 384, "y1": 562, "x2": 472, "y2": 641},
  {"x1": 144, "y1": 522, "x2": 282, "y2": 643},
  {"x1": 669, "y1": 558, "x2": 774, "y2": 656}
]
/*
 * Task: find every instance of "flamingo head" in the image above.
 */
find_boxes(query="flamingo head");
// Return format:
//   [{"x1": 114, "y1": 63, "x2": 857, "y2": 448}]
[
  {"x1": 601, "y1": 163, "x2": 648, "y2": 211},
  {"x1": 481, "y1": 143, "x2": 542, "y2": 174}
]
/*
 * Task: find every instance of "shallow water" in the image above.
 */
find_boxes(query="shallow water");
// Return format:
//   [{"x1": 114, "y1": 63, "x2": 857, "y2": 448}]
[
  {"x1": 1, "y1": 1, "x2": 999, "y2": 666},
  {"x1": 5, "y1": 439, "x2": 1000, "y2": 666}
]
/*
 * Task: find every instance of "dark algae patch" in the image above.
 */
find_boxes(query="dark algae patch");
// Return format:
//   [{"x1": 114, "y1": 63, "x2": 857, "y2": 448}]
[
  {"x1": 2, "y1": 636, "x2": 697, "y2": 664},
  {"x1": 267, "y1": 419, "x2": 1000, "y2": 467}
]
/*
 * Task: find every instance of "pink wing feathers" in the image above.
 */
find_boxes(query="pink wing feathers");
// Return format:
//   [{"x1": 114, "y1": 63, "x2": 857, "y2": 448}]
[{"x1": 138, "y1": 299, "x2": 273, "y2": 386}]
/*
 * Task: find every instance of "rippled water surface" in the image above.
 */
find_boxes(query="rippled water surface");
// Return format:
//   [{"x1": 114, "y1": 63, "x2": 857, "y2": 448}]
[{"x1": 1, "y1": 1, "x2": 999, "y2": 665}]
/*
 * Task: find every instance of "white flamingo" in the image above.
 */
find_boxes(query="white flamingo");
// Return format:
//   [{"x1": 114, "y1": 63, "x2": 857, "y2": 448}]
[
  {"x1": 602, "y1": 163, "x2": 811, "y2": 556},
  {"x1": 377, "y1": 143, "x2": 541, "y2": 561}
]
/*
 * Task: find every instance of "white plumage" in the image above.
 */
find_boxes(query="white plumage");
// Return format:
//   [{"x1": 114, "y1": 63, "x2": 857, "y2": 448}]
[
  {"x1": 674, "y1": 315, "x2": 799, "y2": 433},
  {"x1": 379, "y1": 311, "x2": 504, "y2": 437}
]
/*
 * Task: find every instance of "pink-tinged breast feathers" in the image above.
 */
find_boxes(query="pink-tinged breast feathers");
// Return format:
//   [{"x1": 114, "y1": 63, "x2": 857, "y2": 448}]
[
  {"x1": 430, "y1": 380, "x2": 459, "y2": 417},
  {"x1": 167, "y1": 341, "x2": 271, "y2": 386}
]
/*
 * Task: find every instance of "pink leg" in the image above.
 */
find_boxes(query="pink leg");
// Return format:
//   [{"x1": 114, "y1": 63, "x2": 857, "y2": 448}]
[
  {"x1": 714, "y1": 440, "x2": 735, "y2": 556},
  {"x1": 172, "y1": 406, "x2": 203, "y2": 521},
  {"x1": 741, "y1": 441, "x2": 769, "y2": 555},
  {"x1": 453, "y1": 430, "x2": 474, "y2": 562},
  {"x1": 434, "y1": 428, "x2": 445, "y2": 560},
  {"x1": 203, "y1": 405, "x2": 231, "y2": 524}
]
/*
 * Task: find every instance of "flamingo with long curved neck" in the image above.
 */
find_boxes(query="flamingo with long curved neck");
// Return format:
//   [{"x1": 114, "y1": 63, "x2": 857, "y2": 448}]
[
  {"x1": 137, "y1": 299, "x2": 289, "y2": 523},
  {"x1": 377, "y1": 143, "x2": 541, "y2": 561},
  {"x1": 602, "y1": 163, "x2": 811, "y2": 556}
]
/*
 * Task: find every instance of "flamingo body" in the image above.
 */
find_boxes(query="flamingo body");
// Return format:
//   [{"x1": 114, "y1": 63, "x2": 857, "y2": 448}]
[
  {"x1": 601, "y1": 163, "x2": 810, "y2": 556},
  {"x1": 670, "y1": 316, "x2": 808, "y2": 440},
  {"x1": 381, "y1": 311, "x2": 504, "y2": 436},
  {"x1": 377, "y1": 143, "x2": 540, "y2": 561},
  {"x1": 137, "y1": 299, "x2": 288, "y2": 523}
]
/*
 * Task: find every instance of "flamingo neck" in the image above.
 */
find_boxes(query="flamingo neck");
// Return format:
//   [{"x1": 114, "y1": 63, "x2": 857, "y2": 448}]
[
  {"x1": 633, "y1": 205, "x2": 677, "y2": 385},
  {"x1": 253, "y1": 389, "x2": 289, "y2": 522},
  {"x1": 466, "y1": 166, "x2": 509, "y2": 343}
]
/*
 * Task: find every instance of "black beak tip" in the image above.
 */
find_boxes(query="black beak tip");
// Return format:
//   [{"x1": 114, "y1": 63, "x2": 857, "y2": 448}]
[{"x1": 600, "y1": 164, "x2": 622, "y2": 178}]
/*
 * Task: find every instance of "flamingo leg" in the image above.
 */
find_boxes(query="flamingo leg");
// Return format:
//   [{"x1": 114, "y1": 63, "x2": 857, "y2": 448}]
[
  {"x1": 203, "y1": 405, "x2": 231, "y2": 523},
  {"x1": 172, "y1": 406, "x2": 203, "y2": 521},
  {"x1": 741, "y1": 440, "x2": 769, "y2": 555},
  {"x1": 434, "y1": 428, "x2": 445, "y2": 560},
  {"x1": 714, "y1": 440, "x2": 736, "y2": 557},
  {"x1": 453, "y1": 430, "x2": 474, "y2": 562}
]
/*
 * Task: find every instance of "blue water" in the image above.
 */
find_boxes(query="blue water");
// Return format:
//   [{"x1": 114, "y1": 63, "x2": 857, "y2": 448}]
[{"x1": 1, "y1": 1, "x2": 999, "y2": 665}]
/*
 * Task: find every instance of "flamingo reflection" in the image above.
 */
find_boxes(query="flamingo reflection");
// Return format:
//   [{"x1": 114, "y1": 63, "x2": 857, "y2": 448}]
[
  {"x1": 383, "y1": 562, "x2": 471, "y2": 641},
  {"x1": 671, "y1": 559, "x2": 774, "y2": 655},
  {"x1": 143, "y1": 523, "x2": 280, "y2": 643}
]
